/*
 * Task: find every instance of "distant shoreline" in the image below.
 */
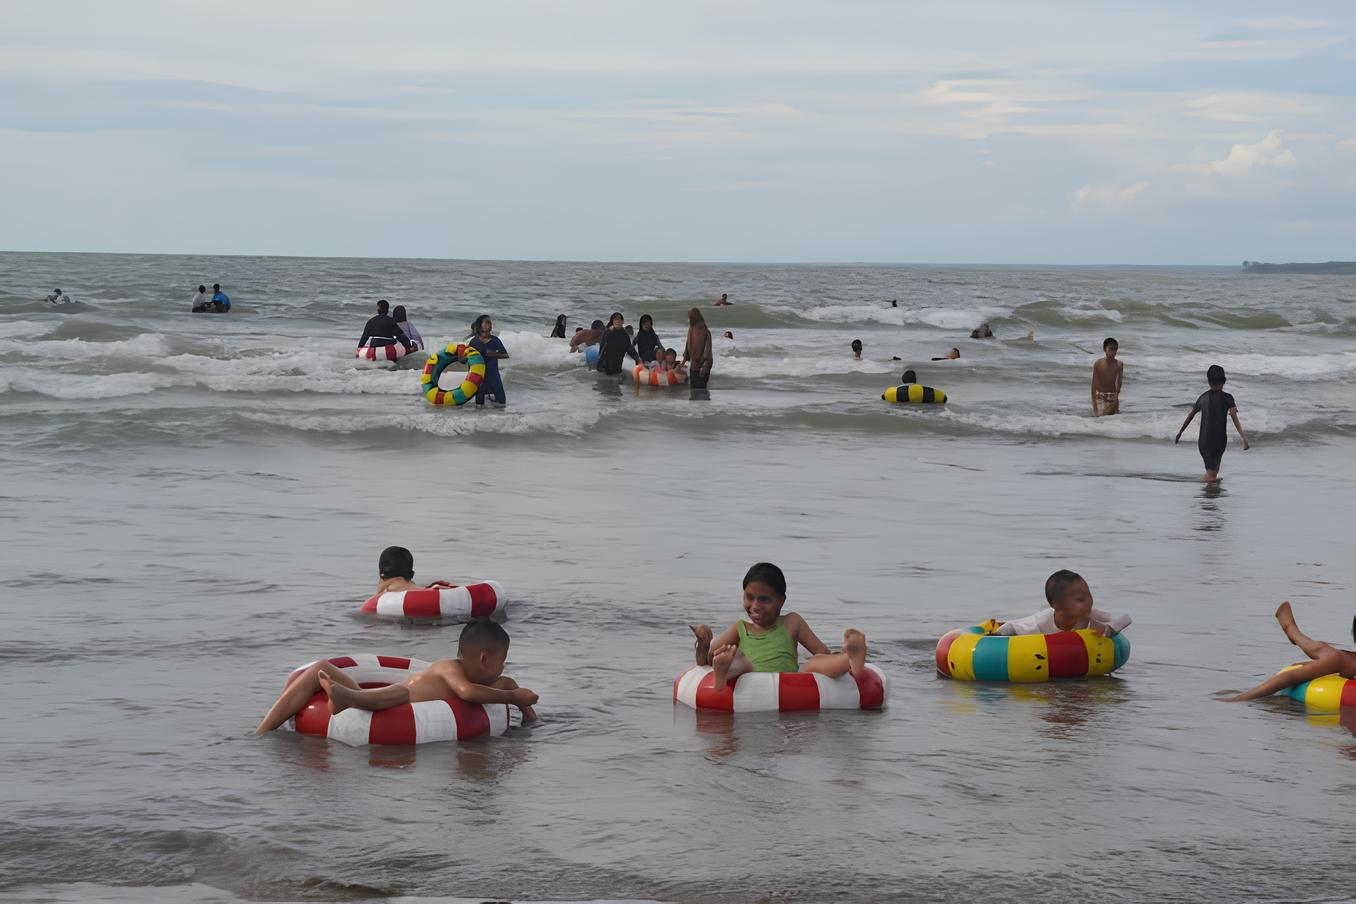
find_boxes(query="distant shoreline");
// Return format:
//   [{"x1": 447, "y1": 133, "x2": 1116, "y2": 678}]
[{"x1": 1241, "y1": 260, "x2": 1356, "y2": 274}]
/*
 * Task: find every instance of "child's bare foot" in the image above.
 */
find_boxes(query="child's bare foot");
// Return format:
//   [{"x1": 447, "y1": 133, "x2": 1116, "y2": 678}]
[
  {"x1": 1276, "y1": 602, "x2": 1300, "y2": 645},
  {"x1": 317, "y1": 671, "x2": 353, "y2": 715},
  {"x1": 711, "y1": 643, "x2": 735, "y2": 691},
  {"x1": 690, "y1": 624, "x2": 713, "y2": 665},
  {"x1": 843, "y1": 629, "x2": 867, "y2": 678}
]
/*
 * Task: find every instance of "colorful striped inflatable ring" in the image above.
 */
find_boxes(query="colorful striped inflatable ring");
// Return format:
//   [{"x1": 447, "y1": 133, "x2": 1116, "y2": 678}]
[
  {"x1": 356, "y1": 343, "x2": 412, "y2": 362},
  {"x1": 420, "y1": 342, "x2": 485, "y2": 406},
  {"x1": 673, "y1": 664, "x2": 887, "y2": 712},
  {"x1": 882, "y1": 384, "x2": 946, "y2": 404},
  {"x1": 286, "y1": 653, "x2": 510, "y2": 746},
  {"x1": 360, "y1": 581, "x2": 507, "y2": 621},
  {"x1": 633, "y1": 364, "x2": 687, "y2": 387},
  {"x1": 936, "y1": 620, "x2": 1130, "y2": 682},
  {"x1": 1278, "y1": 669, "x2": 1356, "y2": 712}
]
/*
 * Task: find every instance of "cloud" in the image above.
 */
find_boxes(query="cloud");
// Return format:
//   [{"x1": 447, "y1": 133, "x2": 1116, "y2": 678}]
[
  {"x1": 1071, "y1": 181, "x2": 1149, "y2": 208},
  {"x1": 1184, "y1": 91, "x2": 1329, "y2": 123},
  {"x1": 1205, "y1": 129, "x2": 1297, "y2": 174},
  {"x1": 1338, "y1": 138, "x2": 1356, "y2": 152}
]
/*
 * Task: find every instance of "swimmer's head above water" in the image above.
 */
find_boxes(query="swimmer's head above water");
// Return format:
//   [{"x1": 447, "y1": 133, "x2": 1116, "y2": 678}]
[
  {"x1": 1045, "y1": 569, "x2": 1093, "y2": 631},
  {"x1": 458, "y1": 618, "x2": 511, "y2": 683},
  {"x1": 378, "y1": 545, "x2": 414, "y2": 581},
  {"x1": 742, "y1": 562, "x2": 787, "y2": 628},
  {"x1": 1207, "y1": 364, "x2": 1226, "y2": 387},
  {"x1": 901, "y1": 369, "x2": 917, "y2": 384},
  {"x1": 377, "y1": 299, "x2": 389, "y2": 315},
  {"x1": 851, "y1": 339, "x2": 863, "y2": 359}
]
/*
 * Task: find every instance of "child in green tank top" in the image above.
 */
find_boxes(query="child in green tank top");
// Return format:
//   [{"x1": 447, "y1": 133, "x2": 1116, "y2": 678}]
[{"x1": 689, "y1": 562, "x2": 870, "y2": 692}]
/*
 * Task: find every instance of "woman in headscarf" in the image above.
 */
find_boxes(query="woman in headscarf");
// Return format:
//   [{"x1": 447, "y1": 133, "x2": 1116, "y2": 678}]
[
  {"x1": 682, "y1": 308, "x2": 713, "y2": 389},
  {"x1": 633, "y1": 314, "x2": 664, "y2": 365}
]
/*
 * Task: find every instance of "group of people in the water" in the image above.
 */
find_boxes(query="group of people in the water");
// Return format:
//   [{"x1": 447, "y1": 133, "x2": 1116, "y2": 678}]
[
  {"x1": 189, "y1": 284, "x2": 231, "y2": 313},
  {"x1": 356, "y1": 299, "x2": 423, "y2": 354},
  {"x1": 254, "y1": 545, "x2": 1355, "y2": 734},
  {"x1": 561, "y1": 305, "x2": 717, "y2": 389}
]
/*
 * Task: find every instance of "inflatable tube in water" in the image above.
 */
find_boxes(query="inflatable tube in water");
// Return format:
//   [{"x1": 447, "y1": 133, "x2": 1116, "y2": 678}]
[
  {"x1": 633, "y1": 364, "x2": 687, "y2": 387},
  {"x1": 1279, "y1": 670, "x2": 1356, "y2": 711},
  {"x1": 584, "y1": 346, "x2": 600, "y2": 366},
  {"x1": 883, "y1": 384, "x2": 946, "y2": 404},
  {"x1": 360, "y1": 581, "x2": 507, "y2": 620},
  {"x1": 420, "y1": 343, "x2": 485, "y2": 406},
  {"x1": 936, "y1": 621, "x2": 1130, "y2": 682},
  {"x1": 673, "y1": 664, "x2": 887, "y2": 712},
  {"x1": 286, "y1": 653, "x2": 510, "y2": 746},
  {"x1": 356, "y1": 343, "x2": 413, "y2": 362}
]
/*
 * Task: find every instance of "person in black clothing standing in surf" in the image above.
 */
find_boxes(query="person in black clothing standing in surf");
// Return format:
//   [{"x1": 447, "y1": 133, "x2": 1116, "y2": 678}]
[
  {"x1": 357, "y1": 299, "x2": 413, "y2": 353},
  {"x1": 1175, "y1": 364, "x2": 1250, "y2": 481}
]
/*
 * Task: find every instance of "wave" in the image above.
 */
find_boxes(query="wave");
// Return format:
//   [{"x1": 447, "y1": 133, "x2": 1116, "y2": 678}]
[
  {"x1": 1133, "y1": 351, "x2": 1356, "y2": 381},
  {"x1": 798, "y1": 302, "x2": 1012, "y2": 330}
]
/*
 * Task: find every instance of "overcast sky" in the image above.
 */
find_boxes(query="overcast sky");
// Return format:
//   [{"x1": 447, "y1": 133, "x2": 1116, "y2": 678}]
[{"x1": 3, "y1": 1, "x2": 1354, "y2": 263}]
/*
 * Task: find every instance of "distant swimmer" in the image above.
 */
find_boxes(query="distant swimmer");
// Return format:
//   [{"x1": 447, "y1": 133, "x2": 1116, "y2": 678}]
[
  {"x1": 570, "y1": 319, "x2": 605, "y2": 353},
  {"x1": 209, "y1": 283, "x2": 231, "y2": 313},
  {"x1": 550, "y1": 314, "x2": 567, "y2": 338},
  {"x1": 468, "y1": 314, "x2": 509, "y2": 406},
  {"x1": 851, "y1": 339, "x2": 863, "y2": 360},
  {"x1": 931, "y1": 347, "x2": 960, "y2": 361},
  {"x1": 1021, "y1": 329, "x2": 1036, "y2": 341},
  {"x1": 723, "y1": 330, "x2": 734, "y2": 340},
  {"x1": 970, "y1": 323, "x2": 993, "y2": 339},
  {"x1": 392, "y1": 305, "x2": 423, "y2": 351},
  {"x1": 683, "y1": 307, "x2": 713, "y2": 389},
  {"x1": 890, "y1": 299, "x2": 898, "y2": 308},
  {"x1": 1091, "y1": 337, "x2": 1123, "y2": 416},
  {"x1": 357, "y1": 299, "x2": 413, "y2": 353},
  {"x1": 46, "y1": 288, "x2": 70, "y2": 305},
  {"x1": 714, "y1": 293, "x2": 731, "y2": 307},
  {"x1": 190, "y1": 284, "x2": 210, "y2": 312},
  {"x1": 1175, "y1": 364, "x2": 1250, "y2": 482},
  {"x1": 900, "y1": 369, "x2": 917, "y2": 383}
]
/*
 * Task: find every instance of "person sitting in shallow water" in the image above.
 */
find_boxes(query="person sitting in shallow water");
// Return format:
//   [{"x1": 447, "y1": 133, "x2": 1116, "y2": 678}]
[
  {"x1": 851, "y1": 339, "x2": 863, "y2": 360},
  {"x1": 689, "y1": 562, "x2": 869, "y2": 692},
  {"x1": 931, "y1": 348, "x2": 960, "y2": 361},
  {"x1": 994, "y1": 570, "x2": 1131, "y2": 637},
  {"x1": 254, "y1": 619, "x2": 538, "y2": 733},
  {"x1": 1222, "y1": 602, "x2": 1356, "y2": 702}
]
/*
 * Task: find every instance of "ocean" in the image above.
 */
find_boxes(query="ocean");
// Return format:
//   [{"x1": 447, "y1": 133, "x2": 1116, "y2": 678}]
[{"x1": 1, "y1": 252, "x2": 1354, "y2": 903}]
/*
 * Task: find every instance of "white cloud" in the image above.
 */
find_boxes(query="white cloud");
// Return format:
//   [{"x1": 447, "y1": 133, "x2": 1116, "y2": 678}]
[
  {"x1": 1205, "y1": 129, "x2": 1297, "y2": 174},
  {"x1": 1071, "y1": 181, "x2": 1149, "y2": 208},
  {"x1": 1338, "y1": 138, "x2": 1356, "y2": 152},
  {"x1": 1185, "y1": 91, "x2": 1329, "y2": 123}
]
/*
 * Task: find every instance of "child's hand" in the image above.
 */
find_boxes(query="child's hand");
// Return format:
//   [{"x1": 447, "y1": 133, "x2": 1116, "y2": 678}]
[{"x1": 511, "y1": 688, "x2": 539, "y2": 708}]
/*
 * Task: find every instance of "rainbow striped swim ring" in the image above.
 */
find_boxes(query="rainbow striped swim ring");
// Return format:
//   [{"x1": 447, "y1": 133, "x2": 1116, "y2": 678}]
[
  {"x1": 1278, "y1": 670, "x2": 1356, "y2": 711},
  {"x1": 420, "y1": 343, "x2": 485, "y2": 406},
  {"x1": 936, "y1": 620, "x2": 1130, "y2": 682}
]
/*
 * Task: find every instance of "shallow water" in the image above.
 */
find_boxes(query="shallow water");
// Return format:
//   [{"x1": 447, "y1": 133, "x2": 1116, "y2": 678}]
[{"x1": 2, "y1": 253, "x2": 1355, "y2": 903}]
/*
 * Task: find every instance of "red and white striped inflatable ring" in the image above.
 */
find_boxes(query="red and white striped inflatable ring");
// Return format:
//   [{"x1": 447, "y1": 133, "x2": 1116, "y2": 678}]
[
  {"x1": 633, "y1": 364, "x2": 687, "y2": 386},
  {"x1": 672, "y1": 664, "x2": 887, "y2": 712},
  {"x1": 359, "y1": 581, "x2": 507, "y2": 620},
  {"x1": 285, "y1": 653, "x2": 510, "y2": 746},
  {"x1": 356, "y1": 343, "x2": 413, "y2": 362}
]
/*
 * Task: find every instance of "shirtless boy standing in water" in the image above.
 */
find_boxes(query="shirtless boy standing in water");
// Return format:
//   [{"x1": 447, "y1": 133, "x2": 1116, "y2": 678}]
[{"x1": 1091, "y1": 337, "x2": 1123, "y2": 416}]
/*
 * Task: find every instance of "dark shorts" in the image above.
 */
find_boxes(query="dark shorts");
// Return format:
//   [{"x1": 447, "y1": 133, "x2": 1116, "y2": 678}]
[
  {"x1": 1200, "y1": 447, "x2": 1224, "y2": 472},
  {"x1": 690, "y1": 366, "x2": 710, "y2": 390}
]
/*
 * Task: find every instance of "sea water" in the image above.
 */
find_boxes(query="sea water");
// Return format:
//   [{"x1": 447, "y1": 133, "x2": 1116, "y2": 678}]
[{"x1": 1, "y1": 252, "x2": 1354, "y2": 902}]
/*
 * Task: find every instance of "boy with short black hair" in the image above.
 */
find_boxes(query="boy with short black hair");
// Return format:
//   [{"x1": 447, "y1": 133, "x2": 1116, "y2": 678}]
[
  {"x1": 1091, "y1": 337, "x2": 1123, "y2": 416},
  {"x1": 1175, "y1": 364, "x2": 1249, "y2": 481},
  {"x1": 254, "y1": 620, "x2": 537, "y2": 733},
  {"x1": 994, "y1": 570, "x2": 1132, "y2": 636}
]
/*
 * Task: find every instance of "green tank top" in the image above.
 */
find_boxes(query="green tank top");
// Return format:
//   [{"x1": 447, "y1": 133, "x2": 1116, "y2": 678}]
[{"x1": 736, "y1": 617, "x2": 798, "y2": 673}]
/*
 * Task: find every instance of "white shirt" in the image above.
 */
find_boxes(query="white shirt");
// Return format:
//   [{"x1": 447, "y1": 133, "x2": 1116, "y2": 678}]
[
  {"x1": 191, "y1": 291, "x2": 208, "y2": 309},
  {"x1": 995, "y1": 607, "x2": 1131, "y2": 636}
]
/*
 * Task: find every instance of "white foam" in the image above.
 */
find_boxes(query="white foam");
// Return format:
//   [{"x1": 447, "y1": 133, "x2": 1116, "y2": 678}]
[
  {"x1": 0, "y1": 320, "x2": 56, "y2": 340},
  {"x1": 942, "y1": 404, "x2": 1297, "y2": 440},
  {"x1": 0, "y1": 334, "x2": 171, "y2": 359},
  {"x1": 1134, "y1": 351, "x2": 1356, "y2": 381},
  {"x1": 799, "y1": 303, "x2": 1011, "y2": 330},
  {"x1": 242, "y1": 404, "x2": 603, "y2": 437},
  {"x1": 0, "y1": 369, "x2": 176, "y2": 399}
]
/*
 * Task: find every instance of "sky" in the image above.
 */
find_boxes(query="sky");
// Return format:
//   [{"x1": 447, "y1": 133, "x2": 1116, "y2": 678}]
[{"x1": 2, "y1": 1, "x2": 1354, "y2": 263}]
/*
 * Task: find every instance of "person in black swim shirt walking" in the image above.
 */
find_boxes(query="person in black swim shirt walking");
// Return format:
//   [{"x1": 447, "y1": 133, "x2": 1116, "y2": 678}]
[
  {"x1": 357, "y1": 299, "x2": 412, "y2": 352},
  {"x1": 1175, "y1": 364, "x2": 1250, "y2": 481},
  {"x1": 596, "y1": 312, "x2": 640, "y2": 375}
]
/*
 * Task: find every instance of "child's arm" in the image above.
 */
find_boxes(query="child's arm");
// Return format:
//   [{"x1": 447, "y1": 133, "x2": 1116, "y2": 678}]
[
  {"x1": 1089, "y1": 610, "x2": 1132, "y2": 636},
  {"x1": 785, "y1": 613, "x2": 831, "y2": 656},
  {"x1": 432, "y1": 661, "x2": 536, "y2": 708},
  {"x1": 1115, "y1": 362, "x2": 1124, "y2": 394},
  {"x1": 1229, "y1": 407, "x2": 1249, "y2": 450},
  {"x1": 1174, "y1": 408, "x2": 1197, "y2": 443},
  {"x1": 1090, "y1": 364, "x2": 1100, "y2": 414}
]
